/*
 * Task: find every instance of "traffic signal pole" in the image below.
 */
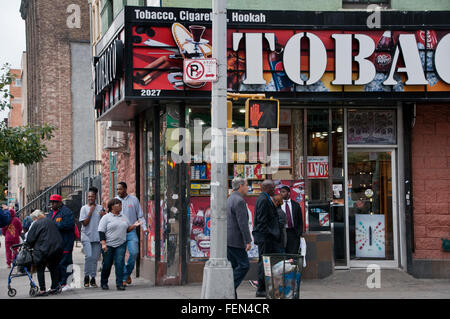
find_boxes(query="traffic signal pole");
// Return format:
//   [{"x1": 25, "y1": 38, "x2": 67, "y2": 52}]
[{"x1": 200, "y1": 0, "x2": 235, "y2": 299}]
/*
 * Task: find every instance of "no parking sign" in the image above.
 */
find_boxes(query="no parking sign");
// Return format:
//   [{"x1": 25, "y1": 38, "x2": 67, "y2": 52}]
[{"x1": 183, "y1": 58, "x2": 218, "y2": 83}]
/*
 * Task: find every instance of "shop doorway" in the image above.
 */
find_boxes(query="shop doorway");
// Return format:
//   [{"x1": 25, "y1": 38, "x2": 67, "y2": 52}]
[{"x1": 346, "y1": 150, "x2": 398, "y2": 268}]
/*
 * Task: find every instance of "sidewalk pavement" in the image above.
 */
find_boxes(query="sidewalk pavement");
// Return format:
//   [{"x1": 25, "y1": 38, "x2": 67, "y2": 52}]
[{"x1": 0, "y1": 236, "x2": 449, "y2": 299}]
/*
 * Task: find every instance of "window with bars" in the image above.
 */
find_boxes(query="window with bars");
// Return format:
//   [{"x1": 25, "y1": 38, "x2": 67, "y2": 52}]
[
  {"x1": 342, "y1": 0, "x2": 390, "y2": 9},
  {"x1": 343, "y1": 0, "x2": 389, "y2": 3}
]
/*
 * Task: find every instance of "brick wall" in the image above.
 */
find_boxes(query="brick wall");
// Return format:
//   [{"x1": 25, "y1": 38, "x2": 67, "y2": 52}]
[
  {"x1": 412, "y1": 103, "x2": 450, "y2": 260},
  {"x1": 8, "y1": 69, "x2": 22, "y2": 127},
  {"x1": 101, "y1": 131, "x2": 137, "y2": 208},
  {"x1": 22, "y1": 0, "x2": 90, "y2": 194}
]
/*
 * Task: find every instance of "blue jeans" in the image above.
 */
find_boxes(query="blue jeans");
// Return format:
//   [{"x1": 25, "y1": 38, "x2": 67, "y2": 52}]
[
  {"x1": 227, "y1": 246, "x2": 250, "y2": 290},
  {"x1": 82, "y1": 241, "x2": 101, "y2": 278},
  {"x1": 123, "y1": 230, "x2": 139, "y2": 282},
  {"x1": 101, "y1": 242, "x2": 127, "y2": 287}
]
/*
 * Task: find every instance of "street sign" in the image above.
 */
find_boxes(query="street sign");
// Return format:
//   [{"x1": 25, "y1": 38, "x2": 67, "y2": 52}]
[
  {"x1": 183, "y1": 58, "x2": 218, "y2": 83},
  {"x1": 245, "y1": 98, "x2": 279, "y2": 130}
]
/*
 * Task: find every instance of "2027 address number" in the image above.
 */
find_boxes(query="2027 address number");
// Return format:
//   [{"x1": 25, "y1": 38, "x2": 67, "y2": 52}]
[{"x1": 141, "y1": 89, "x2": 161, "y2": 97}]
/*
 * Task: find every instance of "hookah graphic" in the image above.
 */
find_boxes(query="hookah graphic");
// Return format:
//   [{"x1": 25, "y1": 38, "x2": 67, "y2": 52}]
[
  {"x1": 171, "y1": 23, "x2": 212, "y2": 88},
  {"x1": 186, "y1": 25, "x2": 209, "y2": 59}
]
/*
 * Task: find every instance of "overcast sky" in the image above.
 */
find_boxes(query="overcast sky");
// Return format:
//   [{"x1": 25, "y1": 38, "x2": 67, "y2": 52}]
[{"x1": 0, "y1": 1, "x2": 26, "y2": 121}]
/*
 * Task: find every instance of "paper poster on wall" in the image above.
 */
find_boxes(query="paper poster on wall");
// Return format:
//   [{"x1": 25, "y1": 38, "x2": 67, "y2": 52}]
[{"x1": 355, "y1": 214, "x2": 385, "y2": 258}]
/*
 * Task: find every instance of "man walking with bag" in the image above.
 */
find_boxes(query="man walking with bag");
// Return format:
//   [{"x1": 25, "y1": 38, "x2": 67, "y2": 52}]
[{"x1": 227, "y1": 177, "x2": 252, "y2": 299}]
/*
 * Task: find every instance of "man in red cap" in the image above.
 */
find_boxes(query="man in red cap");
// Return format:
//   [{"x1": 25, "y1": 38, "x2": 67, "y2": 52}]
[{"x1": 48, "y1": 194, "x2": 75, "y2": 292}]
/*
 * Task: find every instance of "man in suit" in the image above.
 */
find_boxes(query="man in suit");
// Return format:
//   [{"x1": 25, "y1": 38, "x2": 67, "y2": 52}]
[
  {"x1": 280, "y1": 185, "x2": 303, "y2": 254},
  {"x1": 252, "y1": 180, "x2": 281, "y2": 297},
  {"x1": 227, "y1": 177, "x2": 252, "y2": 298}
]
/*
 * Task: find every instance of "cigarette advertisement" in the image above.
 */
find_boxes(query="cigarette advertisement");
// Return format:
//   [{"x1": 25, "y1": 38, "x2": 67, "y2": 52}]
[{"x1": 130, "y1": 15, "x2": 450, "y2": 96}]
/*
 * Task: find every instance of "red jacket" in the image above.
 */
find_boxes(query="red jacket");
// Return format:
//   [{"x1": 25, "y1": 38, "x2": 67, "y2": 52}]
[{"x1": 2, "y1": 210, "x2": 22, "y2": 243}]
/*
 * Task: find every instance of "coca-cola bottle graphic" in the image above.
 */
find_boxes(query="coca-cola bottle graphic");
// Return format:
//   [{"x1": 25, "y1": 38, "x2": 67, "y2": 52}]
[
  {"x1": 268, "y1": 41, "x2": 292, "y2": 92},
  {"x1": 190, "y1": 209, "x2": 205, "y2": 240},
  {"x1": 373, "y1": 31, "x2": 394, "y2": 73}
]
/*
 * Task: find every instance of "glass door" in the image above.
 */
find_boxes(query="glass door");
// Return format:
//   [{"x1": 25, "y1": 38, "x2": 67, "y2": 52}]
[{"x1": 347, "y1": 150, "x2": 398, "y2": 267}]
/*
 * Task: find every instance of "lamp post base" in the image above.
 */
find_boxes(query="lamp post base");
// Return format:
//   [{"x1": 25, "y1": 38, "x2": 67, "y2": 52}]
[{"x1": 201, "y1": 258, "x2": 235, "y2": 299}]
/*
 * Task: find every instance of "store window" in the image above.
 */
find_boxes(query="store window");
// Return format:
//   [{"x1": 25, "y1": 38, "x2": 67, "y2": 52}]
[
  {"x1": 188, "y1": 105, "x2": 270, "y2": 260},
  {"x1": 348, "y1": 151, "x2": 394, "y2": 261},
  {"x1": 347, "y1": 109, "x2": 396, "y2": 145},
  {"x1": 305, "y1": 109, "x2": 331, "y2": 232},
  {"x1": 109, "y1": 152, "x2": 117, "y2": 199},
  {"x1": 143, "y1": 113, "x2": 155, "y2": 258},
  {"x1": 159, "y1": 105, "x2": 184, "y2": 278},
  {"x1": 342, "y1": 0, "x2": 390, "y2": 9},
  {"x1": 331, "y1": 109, "x2": 346, "y2": 266}
]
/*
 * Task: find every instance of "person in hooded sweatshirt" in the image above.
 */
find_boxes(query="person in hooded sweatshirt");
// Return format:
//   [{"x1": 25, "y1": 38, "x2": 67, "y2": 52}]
[{"x1": 1, "y1": 208, "x2": 22, "y2": 268}]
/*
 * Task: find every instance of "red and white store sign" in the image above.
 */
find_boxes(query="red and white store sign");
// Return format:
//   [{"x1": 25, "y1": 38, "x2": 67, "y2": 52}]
[{"x1": 299, "y1": 156, "x2": 329, "y2": 179}]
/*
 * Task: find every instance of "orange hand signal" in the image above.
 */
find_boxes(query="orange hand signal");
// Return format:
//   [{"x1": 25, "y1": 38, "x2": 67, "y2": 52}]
[{"x1": 250, "y1": 103, "x2": 263, "y2": 127}]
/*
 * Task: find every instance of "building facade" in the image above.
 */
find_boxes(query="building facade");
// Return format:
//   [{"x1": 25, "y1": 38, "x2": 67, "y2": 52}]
[
  {"x1": 7, "y1": 68, "x2": 24, "y2": 209},
  {"x1": 20, "y1": 0, "x2": 96, "y2": 201},
  {"x1": 93, "y1": 1, "x2": 450, "y2": 284}
]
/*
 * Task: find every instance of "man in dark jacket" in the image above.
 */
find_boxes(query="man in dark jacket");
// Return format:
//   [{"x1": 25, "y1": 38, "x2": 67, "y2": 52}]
[
  {"x1": 26, "y1": 210, "x2": 63, "y2": 296},
  {"x1": 252, "y1": 180, "x2": 281, "y2": 297},
  {"x1": 48, "y1": 194, "x2": 75, "y2": 292},
  {"x1": 280, "y1": 185, "x2": 303, "y2": 254},
  {"x1": 227, "y1": 177, "x2": 252, "y2": 298}
]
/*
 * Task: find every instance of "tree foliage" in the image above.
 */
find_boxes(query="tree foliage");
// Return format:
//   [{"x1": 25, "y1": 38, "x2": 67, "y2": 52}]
[
  {"x1": 0, "y1": 159, "x2": 7, "y2": 201},
  {"x1": 0, "y1": 64, "x2": 55, "y2": 166}
]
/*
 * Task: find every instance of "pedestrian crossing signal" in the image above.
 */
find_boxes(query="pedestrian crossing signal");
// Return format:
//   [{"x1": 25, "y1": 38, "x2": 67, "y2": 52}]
[{"x1": 245, "y1": 98, "x2": 279, "y2": 130}]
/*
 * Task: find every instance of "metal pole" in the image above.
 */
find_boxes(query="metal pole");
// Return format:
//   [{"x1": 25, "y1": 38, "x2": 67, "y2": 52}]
[{"x1": 201, "y1": 0, "x2": 234, "y2": 299}]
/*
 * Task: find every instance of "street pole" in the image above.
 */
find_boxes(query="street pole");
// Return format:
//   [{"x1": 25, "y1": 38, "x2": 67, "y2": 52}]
[{"x1": 200, "y1": 0, "x2": 235, "y2": 299}]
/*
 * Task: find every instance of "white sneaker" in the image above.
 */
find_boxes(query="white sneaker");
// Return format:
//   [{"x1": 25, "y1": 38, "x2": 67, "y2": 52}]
[{"x1": 61, "y1": 285, "x2": 72, "y2": 292}]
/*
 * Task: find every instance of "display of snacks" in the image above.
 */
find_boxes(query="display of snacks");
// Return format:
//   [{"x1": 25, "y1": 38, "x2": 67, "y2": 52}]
[
  {"x1": 245, "y1": 165, "x2": 255, "y2": 179},
  {"x1": 234, "y1": 164, "x2": 244, "y2": 178}
]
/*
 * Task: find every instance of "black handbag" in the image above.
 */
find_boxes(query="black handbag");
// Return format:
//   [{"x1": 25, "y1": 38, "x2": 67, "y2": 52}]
[{"x1": 16, "y1": 245, "x2": 33, "y2": 266}]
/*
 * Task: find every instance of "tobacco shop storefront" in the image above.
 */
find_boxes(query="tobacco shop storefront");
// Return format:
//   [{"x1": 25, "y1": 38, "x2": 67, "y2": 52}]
[{"x1": 94, "y1": 7, "x2": 450, "y2": 284}]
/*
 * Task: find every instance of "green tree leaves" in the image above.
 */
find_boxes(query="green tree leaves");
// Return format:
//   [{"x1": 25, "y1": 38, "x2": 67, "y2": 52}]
[{"x1": 0, "y1": 64, "x2": 55, "y2": 166}]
